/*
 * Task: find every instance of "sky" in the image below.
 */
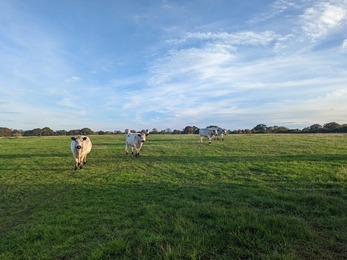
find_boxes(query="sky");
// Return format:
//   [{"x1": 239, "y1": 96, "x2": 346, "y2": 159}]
[{"x1": 1, "y1": 0, "x2": 347, "y2": 132}]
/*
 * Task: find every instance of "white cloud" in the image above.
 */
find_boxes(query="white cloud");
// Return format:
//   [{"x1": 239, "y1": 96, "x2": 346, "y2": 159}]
[
  {"x1": 178, "y1": 31, "x2": 278, "y2": 46},
  {"x1": 248, "y1": 0, "x2": 296, "y2": 24},
  {"x1": 343, "y1": 39, "x2": 347, "y2": 48},
  {"x1": 147, "y1": 43, "x2": 235, "y2": 86},
  {"x1": 301, "y1": 1, "x2": 347, "y2": 39},
  {"x1": 149, "y1": 30, "x2": 281, "y2": 87},
  {"x1": 65, "y1": 76, "x2": 80, "y2": 82}
]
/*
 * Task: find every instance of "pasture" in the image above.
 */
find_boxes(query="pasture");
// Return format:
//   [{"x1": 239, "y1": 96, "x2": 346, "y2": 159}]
[{"x1": 1, "y1": 134, "x2": 347, "y2": 259}]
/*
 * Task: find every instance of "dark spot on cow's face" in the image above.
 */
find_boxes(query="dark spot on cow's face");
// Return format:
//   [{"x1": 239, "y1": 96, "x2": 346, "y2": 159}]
[
  {"x1": 138, "y1": 134, "x2": 141, "y2": 137},
  {"x1": 83, "y1": 137, "x2": 87, "y2": 141}
]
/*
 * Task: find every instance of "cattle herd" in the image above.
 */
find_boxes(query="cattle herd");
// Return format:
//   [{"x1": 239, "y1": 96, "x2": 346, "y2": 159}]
[{"x1": 70, "y1": 126, "x2": 227, "y2": 170}]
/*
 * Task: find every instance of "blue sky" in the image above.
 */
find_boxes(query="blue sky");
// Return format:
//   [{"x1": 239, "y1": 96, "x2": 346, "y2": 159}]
[{"x1": 1, "y1": 0, "x2": 346, "y2": 131}]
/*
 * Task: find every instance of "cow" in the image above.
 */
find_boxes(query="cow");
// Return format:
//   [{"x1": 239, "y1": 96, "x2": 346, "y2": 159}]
[
  {"x1": 70, "y1": 135, "x2": 92, "y2": 170},
  {"x1": 125, "y1": 129, "x2": 149, "y2": 157},
  {"x1": 199, "y1": 128, "x2": 218, "y2": 144},
  {"x1": 208, "y1": 127, "x2": 227, "y2": 140}
]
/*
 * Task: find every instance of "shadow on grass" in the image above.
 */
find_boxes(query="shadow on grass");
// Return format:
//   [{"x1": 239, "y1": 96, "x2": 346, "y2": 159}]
[
  {"x1": 91, "y1": 153, "x2": 347, "y2": 164},
  {"x1": 1, "y1": 179, "x2": 347, "y2": 259}
]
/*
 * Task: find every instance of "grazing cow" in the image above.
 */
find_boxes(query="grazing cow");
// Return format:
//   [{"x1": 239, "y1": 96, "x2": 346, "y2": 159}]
[
  {"x1": 199, "y1": 128, "x2": 218, "y2": 144},
  {"x1": 209, "y1": 127, "x2": 227, "y2": 140},
  {"x1": 70, "y1": 135, "x2": 92, "y2": 170},
  {"x1": 125, "y1": 129, "x2": 149, "y2": 157}
]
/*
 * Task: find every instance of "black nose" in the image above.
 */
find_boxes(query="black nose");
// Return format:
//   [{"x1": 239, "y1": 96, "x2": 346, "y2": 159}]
[
  {"x1": 76, "y1": 145, "x2": 82, "y2": 149},
  {"x1": 141, "y1": 140, "x2": 145, "y2": 143}
]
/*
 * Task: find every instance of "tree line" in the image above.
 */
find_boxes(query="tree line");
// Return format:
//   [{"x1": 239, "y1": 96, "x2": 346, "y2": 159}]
[{"x1": 0, "y1": 122, "x2": 347, "y2": 137}]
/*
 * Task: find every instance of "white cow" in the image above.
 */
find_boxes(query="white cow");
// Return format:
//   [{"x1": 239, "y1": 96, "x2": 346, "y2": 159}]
[
  {"x1": 199, "y1": 128, "x2": 218, "y2": 144},
  {"x1": 209, "y1": 127, "x2": 227, "y2": 140},
  {"x1": 125, "y1": 129, "x2": 149, "y2": 157},
  {"x1": 70, "y1": 135, "x2": 92, "y2": 170}
]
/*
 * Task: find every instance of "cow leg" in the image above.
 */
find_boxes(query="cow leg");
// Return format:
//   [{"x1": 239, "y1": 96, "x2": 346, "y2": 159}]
[
  {"x1": 83, "y1": 155, "x2": 87, "y2": 165},
  {"x1": 78, "y1": 157, "x2": 83, "y2": 169},
  {"x1": 208, "y1": 136, "x2": 212, "y2": 144},
  {"x1": 131, "y1": 147, "x2": 134, "y2": 155},
  {"x1": 74, "y1": 158, "x2": 78, "y2": 170}
]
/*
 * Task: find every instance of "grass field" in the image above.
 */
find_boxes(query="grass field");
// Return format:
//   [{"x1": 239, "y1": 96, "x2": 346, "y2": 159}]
[{"x1": 1, "y1": 134, "x2": 347, "y2": 259}]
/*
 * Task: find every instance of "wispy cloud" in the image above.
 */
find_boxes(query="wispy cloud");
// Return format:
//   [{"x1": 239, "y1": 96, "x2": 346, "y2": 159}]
[
  {"x1": 141, "y1": 4, "x2": 347, "y2": 129},
  {"x1": 183, "y1": 31, "x2": 278, "y2": 46},
  {"x1": 248, "y1": 0, "x2": 296, "y2": 24},
  {"x1": 342, "y1": 39, "x2": 347, "y2": 48},
  {"x1": 300, "y1": 0, "x2": 347, "y2": 39}
]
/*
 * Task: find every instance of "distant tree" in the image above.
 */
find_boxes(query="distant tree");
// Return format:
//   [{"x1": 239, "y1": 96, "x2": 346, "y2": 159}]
[
  {"x1": 183, "y1": 126, "x2": 194, "y2": 134},
  {"x1": 68, "y1": 129, "x2": 80, "y2": 136},
  {"x1": 266, "y1": 126, "x2": 273, "y2": 133},
  {"x1": 98, "y1": 131, "x2": 105, "y2": 135},
  {"x1": 323, "y1": 122, "x2": 341, "y2": 133},
  {"x1": 23, "y1": 130, "x2": 33, "y2": 136},
  {"x1": 32, "y1": 128, "x2": 42, "y2": 136},
  {"x1": 288, "y1": 129, "x2": 301, "y2": 133},
  {"x1": 114, "y1": 130, "x2": 122, "y2": 135},
  {"x1": 55, "y1": 130, "x2": 66, "y2": 136},
  {"x1": 165, "y1": 128, "x2": 171, "y2": 134},
  {"x1": 244, "y1": 129, "x2": 252, "y2": 134},
  {"x1": 277, "y1": 126, "x2": 289, "y2": 133},
  {"x1": 152, "y1": 128, "x2": 158, "y2": 134},
  {"x1": 193, "y1": 126, "x2": 199, "y2": 134},
  {"x1": 301, "y1": 127, "x2": 310, "y2": 133},
  {"x1": 309, "y1": 124, "x2": 322, "y2": 133},
  {"x1": 339, "y1": 124, "x2": 347, "y2": 133},
  {"x1": 253, "y1": 124, "x2": 267, "y2": 133},
  {"x1": 172, "y1": 129, "x2": 181, "y2": 134},
  {"x1": 12, "y1": 129, "x2": 24, "y2": 137},
  {"x1": 41, "y1": 127, "x2": 54, "y2": 136},
  {"x1": 80, "y1": 128, "x2": 95, "y2": 135},
  {"x1": 0, "y1": 127, "x2": 12, "y2": 137}
]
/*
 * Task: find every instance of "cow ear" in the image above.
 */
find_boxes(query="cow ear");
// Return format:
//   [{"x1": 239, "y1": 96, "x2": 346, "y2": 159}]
[
  {"x1": 146, "y1": 133, "x2": 149, "y2": 136},
  {"x1": 71, "y1": 137, "x2": 75, "y2": 141},
  {"x1": 83, "y1": 137, "x2": 87, "y2": 141}
]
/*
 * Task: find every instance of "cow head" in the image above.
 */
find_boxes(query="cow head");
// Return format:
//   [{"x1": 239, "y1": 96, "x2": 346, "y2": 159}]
[
  {"x1": 218, "y1": 129, "x2": 227, "y2": 135},
  {"x1": 137, "y1": 133, "x2": 147, "y2": 143},
  {"x1": 71, "y1": 136, "x2": 88, "y2": 149}
]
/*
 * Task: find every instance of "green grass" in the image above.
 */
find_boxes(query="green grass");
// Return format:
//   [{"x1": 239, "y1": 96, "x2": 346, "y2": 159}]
[{"x1": 1, "y1": 134, "x2": 347, "y2": 259}]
